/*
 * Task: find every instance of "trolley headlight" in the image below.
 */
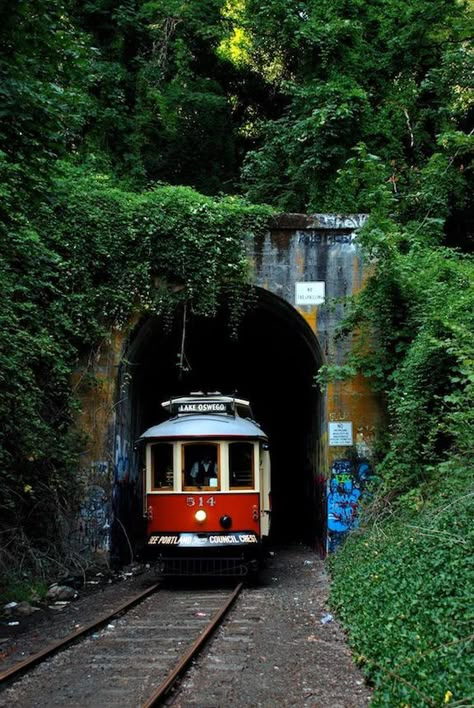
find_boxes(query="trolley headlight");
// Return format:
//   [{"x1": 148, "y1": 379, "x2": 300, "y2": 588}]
[
  {"x1": 220, "y1": 515, "x2": 232, "y2": 529},
  {"x1": 195, "y1": 510, "x2": 207, "y2": 523}
]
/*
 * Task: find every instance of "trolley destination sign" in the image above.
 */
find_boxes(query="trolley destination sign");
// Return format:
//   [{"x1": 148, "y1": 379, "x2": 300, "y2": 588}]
[
  {"x1": 170, "y1": 399, "x2": 235, "y2": 416},
  {"x1": 148, "y1": 532, "x2": 259, "y2": 547}
]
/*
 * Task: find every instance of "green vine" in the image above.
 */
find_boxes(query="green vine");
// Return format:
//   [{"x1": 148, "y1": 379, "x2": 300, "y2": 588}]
[{"x1": 0, "y1": 162, "x2": 273, "y2": 575}]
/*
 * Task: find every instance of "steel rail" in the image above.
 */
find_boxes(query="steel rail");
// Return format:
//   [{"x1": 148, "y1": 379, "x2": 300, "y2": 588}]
[
  {"x1": 142, "y1": 582, "x2": 243, "y2": 707},
  {"x1": 0, "y1": 581, "x2": 161, "y2": 685}
]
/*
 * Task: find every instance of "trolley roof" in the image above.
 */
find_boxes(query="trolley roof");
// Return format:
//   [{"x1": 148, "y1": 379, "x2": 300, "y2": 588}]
[
  {"x1": 139, "y1": 393, "x2": 268, "y2": 442},
  {"x1": 139, "y1": 414, "x2": 267, "y2": 442}
]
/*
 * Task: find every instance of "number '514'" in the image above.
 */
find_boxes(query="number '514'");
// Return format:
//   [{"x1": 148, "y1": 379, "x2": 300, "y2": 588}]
[{"x1": 186, "y1": 496, "x2": 216, "y2": 507}]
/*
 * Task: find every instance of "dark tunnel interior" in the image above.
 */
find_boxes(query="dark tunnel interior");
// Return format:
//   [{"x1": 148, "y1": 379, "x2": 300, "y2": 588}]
[{"x1": 124, "y1": 289, "x2": 323, "y2": 548}]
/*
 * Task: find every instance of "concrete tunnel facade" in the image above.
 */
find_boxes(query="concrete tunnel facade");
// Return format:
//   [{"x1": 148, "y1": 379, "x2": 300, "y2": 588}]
[{"x1": 73, "y1": 214, "x2": 382, "y2": 562}]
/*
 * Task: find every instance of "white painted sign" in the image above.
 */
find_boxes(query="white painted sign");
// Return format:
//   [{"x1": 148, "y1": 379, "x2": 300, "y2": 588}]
[
  {"x1": 329, "y1": 422, "x2": 353, "y2": 447},
  {"x1": 295, "y1": 281, "x2": 325, "y2": 305}
]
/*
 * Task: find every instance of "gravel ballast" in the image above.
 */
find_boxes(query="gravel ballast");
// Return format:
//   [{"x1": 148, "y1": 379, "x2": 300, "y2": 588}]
[{"x1": 1, "y1": 545, "x2": 371, "y2": 707}]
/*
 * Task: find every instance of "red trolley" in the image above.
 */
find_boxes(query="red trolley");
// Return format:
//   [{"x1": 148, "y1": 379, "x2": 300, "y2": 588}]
[{"x1": 140, "y1": 393, "x2": 271, "y2": 576}]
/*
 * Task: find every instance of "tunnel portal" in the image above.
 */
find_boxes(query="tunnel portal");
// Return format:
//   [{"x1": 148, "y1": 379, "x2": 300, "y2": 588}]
[{"x1": 114, "y1": 288, "x2": 324, "y2": 560}]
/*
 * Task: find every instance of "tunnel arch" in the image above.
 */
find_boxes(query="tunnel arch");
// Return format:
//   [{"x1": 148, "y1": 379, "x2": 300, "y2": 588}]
[{"x1": 112, "y1": 287, "x2": 326, "y2": 562}]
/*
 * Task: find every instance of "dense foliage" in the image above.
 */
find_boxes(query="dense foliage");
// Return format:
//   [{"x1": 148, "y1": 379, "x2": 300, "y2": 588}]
[
  {"x1": 309, "y1": 4, "x2": 473, "y2": 698},
  {"x1": 0, "y1": 1, "x2": 473, "y2": 703},
  {"x1": 235, "y1": 0, "x2": 473, "y2": 216},
  {"x1": 326, "y1": 164, "x2": 474, "y2": 703},
  {"x1": 0, "y1": 160, "x2": 271, "y2": 576},
  {"x1": 330, "y1": 471, "x2": 473, "y2": 707},
  {"x1": 316, "y1": 21, "x2": 473, "y2": 697},
  {"x1": 3, "y1": 0, "x2": 471, "y2": 208},
  {"x1": 69, "y1": 0, "x2": 278, "y2": 192}
]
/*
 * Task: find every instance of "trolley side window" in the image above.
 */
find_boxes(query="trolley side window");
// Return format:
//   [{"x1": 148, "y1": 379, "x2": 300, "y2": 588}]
[
  {"x1": 151, "y1": 443, "x2": 174, "y2": 490},
  {"x1": 229, "y1": 442, "x2": 254, "y2": 489},
  {"x1": 183, "y1": 443, "x2": 220, "y2": 491}
]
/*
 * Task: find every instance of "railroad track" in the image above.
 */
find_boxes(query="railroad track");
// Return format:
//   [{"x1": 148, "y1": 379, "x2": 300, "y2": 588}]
[{"x1": 0, "y1": 582, "x2": 243, "y2": 707}]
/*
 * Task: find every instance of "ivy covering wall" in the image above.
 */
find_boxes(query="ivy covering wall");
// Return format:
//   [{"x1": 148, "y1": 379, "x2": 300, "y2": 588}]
[
  {"x1": 326, "y1": 177, "x2": 474, "y2": 706},
  {"x1": 0, "y1": 161, "x2": 271, "y2": 576}
]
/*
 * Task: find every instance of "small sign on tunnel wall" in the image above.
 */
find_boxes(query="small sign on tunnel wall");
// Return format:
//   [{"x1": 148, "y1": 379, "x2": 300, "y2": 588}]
[
  {"x1": 295, "y1": 281, "x2": 325, "y2": 305},
  {"x1": 328, "y1": 421, "x2": 353, "y2": 446}
]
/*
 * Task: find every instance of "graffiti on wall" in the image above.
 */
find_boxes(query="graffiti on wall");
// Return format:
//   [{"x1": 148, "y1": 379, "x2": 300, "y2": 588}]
[
  {"x1": 75, "y1": 473, "x2": 111, "y2": 554},
  {"x1": 112, "y1": 431, "x2": 143, "y2": 564},
  {"x1": 115, "y1": 433, "x2": 131, "y2": 481},
  {"x1": 327, "y1": 458, "x2": 373, "y2": 552}
]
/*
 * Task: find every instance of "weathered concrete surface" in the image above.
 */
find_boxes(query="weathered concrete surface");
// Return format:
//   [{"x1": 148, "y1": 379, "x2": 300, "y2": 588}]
[
  {"x1": 249, "y1": 214, "x2": 381, "y2": 550},
  {"x1": 248, "y1": 213, "x2": 368, "y2": 363},
  {"x1": 71, "y1": 325, "x2": 135, "y2": 561}
]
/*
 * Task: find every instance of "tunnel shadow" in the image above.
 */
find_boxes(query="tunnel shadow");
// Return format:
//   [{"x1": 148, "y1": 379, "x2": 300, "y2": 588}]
[{"x1": 113, "y1": 288, "x2": 325, "y2": 563}]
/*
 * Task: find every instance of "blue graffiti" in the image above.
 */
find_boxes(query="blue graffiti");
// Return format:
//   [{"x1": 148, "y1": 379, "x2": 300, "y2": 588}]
[
  {"x1": 114, "y1": 434, "x2": 130, "y2": 481},
  {"x1": 328, "y1": 481, "x2": 361, "y2": 533},
  {"x1": 327, "y1": 459, "x2": 373, "y2": 552}
]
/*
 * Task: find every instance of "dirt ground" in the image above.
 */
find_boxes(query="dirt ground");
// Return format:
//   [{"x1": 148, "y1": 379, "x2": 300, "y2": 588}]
[
  {"x1": 0, "y1": 564, "x2": 159, "y2": 673},
  {"x1": 167, "y1": 545, "x2": 372, "y2": 707},
  {"x1": 0, "y1": 545, "x2": 372, "y2": 707}
]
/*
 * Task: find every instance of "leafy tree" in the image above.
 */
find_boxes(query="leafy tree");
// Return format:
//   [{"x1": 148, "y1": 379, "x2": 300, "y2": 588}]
[
  {"x1": 72, "y1": 0, "x2": 277, "y2": 192},
  {"x1": 0, "y1": 0, "x2": 93, "y2": 570},
  {"x1": 0, "y1": 0, "x2": 91, "y2": 202},
  {"x1": 237, "y1": 0, "x2": 472, "y2": 212}
]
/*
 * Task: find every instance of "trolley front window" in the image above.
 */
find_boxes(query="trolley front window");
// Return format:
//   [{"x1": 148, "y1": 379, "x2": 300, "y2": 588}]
[
  {"x1": 151, "y1": 443, "x2": 174, "y2": 490},
  {"x1": 229, "y1": 442, "x2": 254, "y2": 489},
  {"x1": 183, "y1": 443, "x2": 220, "y2": 491}
]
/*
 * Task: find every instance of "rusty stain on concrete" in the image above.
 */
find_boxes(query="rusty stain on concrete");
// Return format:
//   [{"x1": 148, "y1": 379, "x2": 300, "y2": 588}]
[
  {"x1": 72, "y1": 319, "x2": 140, "y2": 559},
  {"x1": 248, "y1": 213, "x2": 381, "y2": 492},
  {"x1": 298, "y1": 307, "x2": 318, "y2": 334}
]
